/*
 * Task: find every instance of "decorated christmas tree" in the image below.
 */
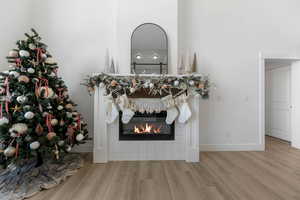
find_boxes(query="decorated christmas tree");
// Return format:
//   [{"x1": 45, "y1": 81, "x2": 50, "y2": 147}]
[{"x1": 0, "y1": 29, "x2": 88, "y2": 168}]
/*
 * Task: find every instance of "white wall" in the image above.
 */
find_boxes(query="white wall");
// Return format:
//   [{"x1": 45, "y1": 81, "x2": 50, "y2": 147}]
[
  {"x1": 179, "y1": 0, "x2": 300, "y2": 150},
  {"x1": 115, "y1": 0, "x2": 178, "y2": 74},
  {"x1": 0, "y1": 0, "x2": 33, "y2": 70},
  {"x1": 30, "y1": 0, "x2": 116, "y2": 137},
  {"x1": 2, "y1": 0, "x2": 300, "y2": 151}
]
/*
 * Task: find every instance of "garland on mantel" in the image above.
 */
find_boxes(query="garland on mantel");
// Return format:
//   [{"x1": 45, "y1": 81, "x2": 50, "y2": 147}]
[{"x1": 83, "y1": 73, "x2": 209, "y2": 98}]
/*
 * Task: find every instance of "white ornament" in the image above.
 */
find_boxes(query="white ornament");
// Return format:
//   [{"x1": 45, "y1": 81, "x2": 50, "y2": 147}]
[
  {"x1": 9, "y1": 71, "x2": 20, "y2": 77},
  {"x1": 41, "y1": 54, "x2": 47, "y2": 60},
  {"x1": 76, "y1": 133, "x2": 84, "y2": 142},
  {"x1": 19, "y1": 50, "x2": 30, "y2": 57},
  {"x1": 23, "y1": 105, "x2": 31, "y2": 110},
  {"x1": 27, "y1": 68, "x2": 35, "y2": 74},
  {"x1": 66, "y1": 112, "x2": 72, "y2": 118},
  {"x1": 130, "y1": 88, "x2": 136, "y2": 93},
  {"x1": 0, "y1": 117, "x2": 9, "y2": 126},
  {"x1": 66, "y1": 145, "x2": 72, "y2": 152},
  {"x1": 174, "y1": 80, "x2": 179, "y2": 87},
  {"x1": 9, "y1": 123, "x2": 28, "y2": 134},
  {"x1": 29, "y1": 141, "x2": 40, "y2": 150},
  {"x1": 99, "y1": 83, "x2": 105, "y2": 88},
  {"x1": 189, "y1": 80, "x2": 195, "y2": 86},
  {"x1": 17, "y1": 95, "x2": 27, "y2": 104},
  {"x1": 149, "y1": 83, "x2": 154, "y2": 88},
  {"x1": 24, "y1": 111, "x2": 35, "y2": 119},
  {"x1": 57, "y1": 105, "x2": 64, "y2": 110},
  {"x1": 4, "y1": 146, "x2": 16, "y2": 157},
  {"x1": 49, "y1": 72, "x2": 56, "y2": 77},
  {"x1": 28, "y1": 43, "x2": 36, "y2": 50},
  {"x1": 8, "y1": 50, "x2": 18, "y2": 57},
  {"x1": 58, "y1": 140, "x2": 65, "y2": 146},
  {"x1": 45, "y1": 57, "x2": 55, "y2": 64},
  {"x1": 25, "y1": 135, "x2": 32, "y2": 142},
  {"x1": 51, "y1": 119, "x2": 58, "y2": 126}
]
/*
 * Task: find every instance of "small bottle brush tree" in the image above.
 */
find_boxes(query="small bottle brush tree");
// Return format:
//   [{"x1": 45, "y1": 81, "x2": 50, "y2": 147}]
[{"x1": 0, "y1": 29, "x2": 88, "y2": 168}]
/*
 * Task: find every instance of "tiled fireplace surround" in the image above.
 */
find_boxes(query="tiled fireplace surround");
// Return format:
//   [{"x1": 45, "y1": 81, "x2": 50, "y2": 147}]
[{"x1": 93, "y1": 87, "x2": 200, "y2": 163}]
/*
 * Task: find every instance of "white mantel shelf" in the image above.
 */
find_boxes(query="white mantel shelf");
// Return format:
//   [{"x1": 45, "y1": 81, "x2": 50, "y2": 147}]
[
  {"x1": 93, "y1": 87, "x2": 200, "y2": 163},
  {"x1": 92, "y1": 73, "x2": 205, "y2": 78}
]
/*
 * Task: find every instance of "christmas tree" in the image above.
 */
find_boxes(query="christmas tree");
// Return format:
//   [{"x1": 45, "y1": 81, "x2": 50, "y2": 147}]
[{"x1": 0, "y1": 29, "x2": 88, "y2": 167}]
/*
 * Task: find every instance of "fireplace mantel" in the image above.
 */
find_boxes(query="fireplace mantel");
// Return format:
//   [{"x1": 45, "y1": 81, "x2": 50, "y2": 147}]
[{"x1": 93, "y1": 87, "x2": 200, "y2": 163}]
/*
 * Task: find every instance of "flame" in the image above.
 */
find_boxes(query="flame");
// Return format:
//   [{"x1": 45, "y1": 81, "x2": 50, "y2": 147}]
[{"x1": 133, "y1": 124, "x2": 161, "y2": 134}]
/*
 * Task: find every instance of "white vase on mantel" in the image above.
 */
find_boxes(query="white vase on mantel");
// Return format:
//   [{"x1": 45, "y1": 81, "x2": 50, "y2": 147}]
[{"x1": 178, "y1": 54, "x2": 185, "y2": 75}]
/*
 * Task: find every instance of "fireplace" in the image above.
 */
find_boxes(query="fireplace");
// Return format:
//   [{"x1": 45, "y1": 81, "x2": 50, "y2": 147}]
[{"x1": 119, "y1": 111, "x2": 175, "y2": 141}]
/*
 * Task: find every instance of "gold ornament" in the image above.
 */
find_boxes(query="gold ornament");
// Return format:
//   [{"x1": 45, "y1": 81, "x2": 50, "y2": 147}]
[
  {"x1": 4, "y1": 146, "x2": 16, "y2": 157},
  {"x1": 132, "y1": 79, "x2": 137, "y2": 87},
  {"x1": 51, "y1": 119, "x2": 58, "y2": 126},
  {"x1": 59, "y1": 120, "x2": 65, "y2": 126},
  {"x1": 111, "y1": 80, "x2": 118, "y2": 87},
  {"x1": 198, "y1": 83, "x2": 204, "y2": 89},
  {"x1": 65, "y1": 104, "x2": 73, "y2": 110},
  {"x1": 35, "y1": 124, "x2": 44, "y2": 135},
  {"x1": 18, "y1": 75, "x2": 30, "y2": 83},
  {"x1": 37, "y1": 87, "x2": 54, "y2": 98},
  {"x1": 45, "y1": 57, "x2": 56, "y2": 64},
  {"x1": 11, "y1": 105, "x2": 22, "y2": 113},
  {"x1": 47, "y1": 132, "x2": 57, "y2": 140}
]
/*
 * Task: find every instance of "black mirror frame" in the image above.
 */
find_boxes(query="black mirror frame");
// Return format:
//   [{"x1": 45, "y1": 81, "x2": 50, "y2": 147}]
[{"x1": 131, "y1": 23, "x2": 168, "y2": 74}]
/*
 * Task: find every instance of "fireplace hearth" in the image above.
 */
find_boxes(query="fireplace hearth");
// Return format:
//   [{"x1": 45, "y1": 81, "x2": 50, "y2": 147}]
[{"x1": 119, "y1": 111, "x2": 175, "y2": 141}]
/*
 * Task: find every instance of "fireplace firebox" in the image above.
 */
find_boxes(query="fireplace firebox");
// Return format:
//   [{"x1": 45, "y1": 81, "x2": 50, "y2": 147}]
[{"x1": 119, "y1": 111, "x2": 175, "y2": 141}]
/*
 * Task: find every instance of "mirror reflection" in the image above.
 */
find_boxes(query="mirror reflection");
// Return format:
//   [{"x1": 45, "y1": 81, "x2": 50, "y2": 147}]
[{"x1": 131, "y1": 23, "x2": 168, "y2": 74}]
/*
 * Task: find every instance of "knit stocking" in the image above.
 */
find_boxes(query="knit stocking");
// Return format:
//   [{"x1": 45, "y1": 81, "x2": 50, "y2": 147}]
[
  {"x1": 176, "y1": 94, "x2": 191, "y2": 123},
  {"x1": 161, "y1": 95, "x2": 178, "y2": 125},
  {"x1": 105, "y1": 94, "x2": 119, "y2": 124},
  {"x1": 118, "y1": 94, "x2": 135, "y2": 124}
]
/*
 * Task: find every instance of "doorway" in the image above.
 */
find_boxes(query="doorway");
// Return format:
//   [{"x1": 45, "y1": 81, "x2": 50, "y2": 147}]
[
  {"x1": 259, "y1": 54, "x2": 300, "y2": 149},
  {"x1": 265, "y1": 59, "x2": 292, "y2": 142}
]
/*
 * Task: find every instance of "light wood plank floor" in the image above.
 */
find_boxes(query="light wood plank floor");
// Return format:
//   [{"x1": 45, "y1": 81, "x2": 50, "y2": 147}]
[{"x1": 29, "y1": 136, "x2": 300, "y2": 200}]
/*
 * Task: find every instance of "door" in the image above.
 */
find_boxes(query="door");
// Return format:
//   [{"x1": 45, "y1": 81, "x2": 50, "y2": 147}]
[{"x1": 266, "y1": 66, "x2": 291, "y2": 141}]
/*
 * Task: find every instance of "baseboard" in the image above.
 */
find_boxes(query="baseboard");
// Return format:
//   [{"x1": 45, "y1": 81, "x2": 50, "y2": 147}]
[
  {"x1": 73, "y1": 141, "x2": 265, "y2": 153},
  {"x1": 199, "y1": 144, "x2": 265, "y2": 151}
]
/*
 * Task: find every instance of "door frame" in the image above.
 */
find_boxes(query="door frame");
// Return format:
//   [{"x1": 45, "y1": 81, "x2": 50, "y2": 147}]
[{"x1": 258, "y1": 52, "x2": 300, "y2": 149}]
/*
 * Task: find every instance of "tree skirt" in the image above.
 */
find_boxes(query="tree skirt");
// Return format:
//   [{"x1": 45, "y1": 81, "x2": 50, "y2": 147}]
[{"x1": 0, "y1": 154, "x2": 84, "y2": 200}]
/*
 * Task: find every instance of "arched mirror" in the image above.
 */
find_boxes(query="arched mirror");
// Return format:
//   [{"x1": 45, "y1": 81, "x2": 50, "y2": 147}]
[{"x1": 131, "y1": 23, "x2": 168, "y2": 74}]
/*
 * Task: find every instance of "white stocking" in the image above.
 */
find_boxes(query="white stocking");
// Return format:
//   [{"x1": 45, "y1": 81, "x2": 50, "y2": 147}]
[
  {"x1": 118, "y1": 94, "x2": 135, "y2": 124},
  {"x1": 176, "y1": 94, "x2": 191, "y2": 123},
  {"x1": 122, "y1": 108, "x2": 135, "y2": 124},
  {"x1": 162, "y1": 95, "x2": 178, "y2": 125},
  {"x1": 105, "y1": 95, "x2": 119, "y2": 124}
]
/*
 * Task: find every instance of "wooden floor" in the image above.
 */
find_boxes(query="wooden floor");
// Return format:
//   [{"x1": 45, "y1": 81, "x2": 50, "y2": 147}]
[{"x1": 30, "y1": 136, "x2": 300, "y2": 200}]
